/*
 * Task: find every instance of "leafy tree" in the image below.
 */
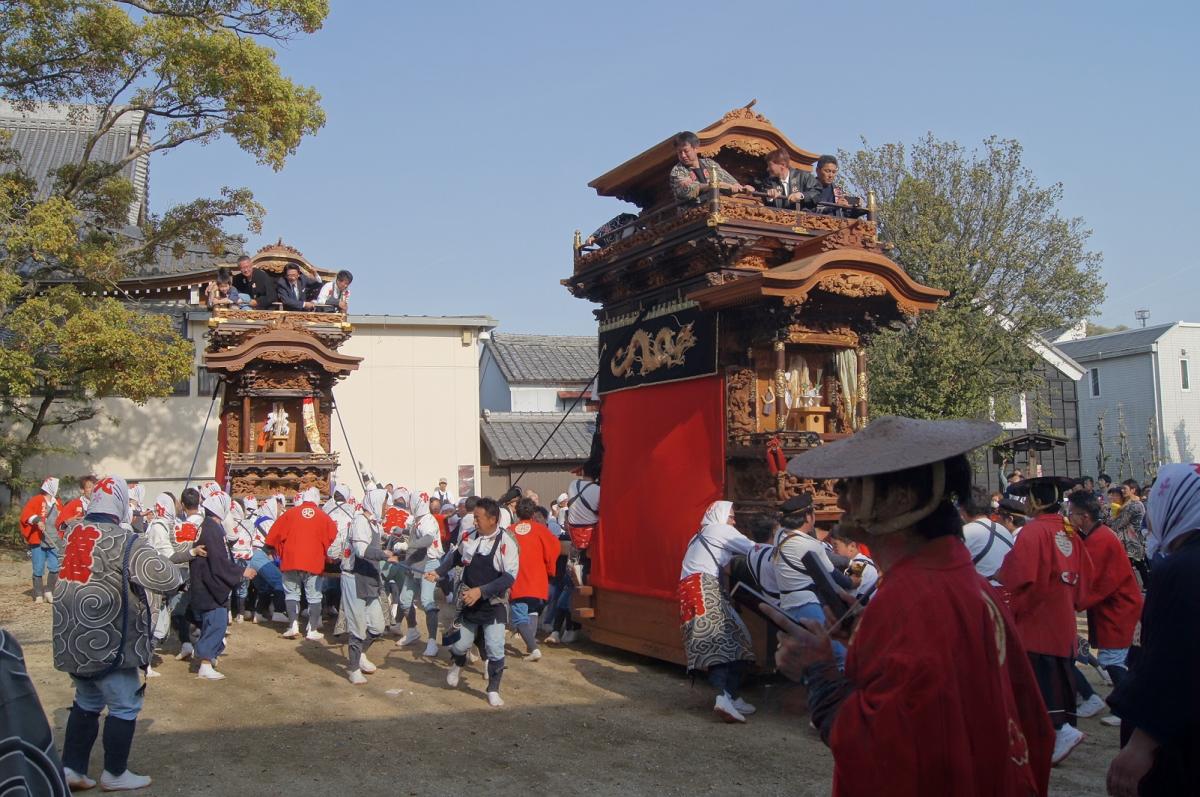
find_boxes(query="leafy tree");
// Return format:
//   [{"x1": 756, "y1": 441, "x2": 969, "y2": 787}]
[
  {"x1": 0, "y1": 0, "x2": 327, "y2": 498},
  {"x1": 838, "y1": 135, "x2": 1104, "y2": 421}
]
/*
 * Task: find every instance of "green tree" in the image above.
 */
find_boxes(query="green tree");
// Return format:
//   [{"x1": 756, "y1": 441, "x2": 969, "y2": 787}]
[
  {"x1": 838, "y1": 135, "x2": 1104, "y2": 420},
  {"x1": 0, "y1": 0, "x2": 327, "y2": 498}
]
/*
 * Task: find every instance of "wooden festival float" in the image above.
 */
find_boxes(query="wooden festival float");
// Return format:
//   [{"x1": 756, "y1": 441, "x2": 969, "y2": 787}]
[
  {"x1": 563, "y1": 105, "x2": 947, "y2": 665},
  {"x1": 203, "y1": 242, "x2": 362, "y2": 499}
]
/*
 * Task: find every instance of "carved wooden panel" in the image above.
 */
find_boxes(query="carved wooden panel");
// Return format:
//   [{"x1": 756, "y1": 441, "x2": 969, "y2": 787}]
[{"x1": 726, "y1": 367, "x2": 757, "y2": 445}]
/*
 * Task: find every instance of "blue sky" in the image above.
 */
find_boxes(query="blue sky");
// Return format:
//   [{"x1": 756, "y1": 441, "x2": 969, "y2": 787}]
[{"x1": 151, "y1": 0, "x2": 1199, "y2": 335}]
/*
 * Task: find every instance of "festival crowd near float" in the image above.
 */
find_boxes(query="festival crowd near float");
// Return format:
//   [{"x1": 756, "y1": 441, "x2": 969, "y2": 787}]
[{"x1": 0, "y1": 5, "x2": 1194, "y2": 797}]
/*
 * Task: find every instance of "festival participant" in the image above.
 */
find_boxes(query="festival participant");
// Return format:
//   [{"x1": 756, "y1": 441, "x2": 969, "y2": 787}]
[
  {"x1": 995, "y1": 475, "x2": 1091, "y2": 764},
  {"x1": 1105, "y1": 462, "x2": 1200, "y2": 796},
  {"x1": 565, "y1": 462, "x2": 600, "y2": 586},
  {"x1": 54, "y1": 476, "x2": 183, "y2": 792},
  {"x1": 766, "y1": 416, "x2": 1053, "y2": 796},
  {"x1": 172, "y1": 488, "x2": 204, "y2": 661},
  {"x1": 266, "y1": 487, "x2": 337, "y2": 641},
  {"x1": 1111, "y1": 479, "x2": 1149, "y2": 588},
  {"x1": 247, "y1": 495, "x2": 288, "y2": 623},
  {"x1": 678, "y1": 500, "x2": 757, "y2": 723},
  {"x1": 316, "y1": 269, "x2": 352, "y2": 312},
  {"x1": 803, "y1": 154, "x2": 853, "y2": 215},
  {"x1": 275, "y1": 262, "x2": 318, "y2": 311},
  {"x1": 433, "y1": 478, "x2": 453, "y2": 506},
  {"x1": 190, "y1": 490, "x2": 256, "y2": 680},
  {"x1": 394, "y1": 494, "x2": 444, "y2": 656},
  {"x1": 143, "y1": 492, "x2": 207, "y2": 669},
  {"x1": 57, "y1": 475, "x2": 96, "y2": 538},
  {"x1": 225, "y1": 500, "x2": 255, "y2": 623},
  {"x1": 126, "y1": 482, "x2": 147, "y2": 533},
  {"x1": 329, "y1": 488, "x2": 389, "y2": 684},
  {"x1": 230, "y1": 254, "x2": 275, "y2": 309},
  {"x1": 669, "y1": 131, "x2": 754, "y2": 203},
  {"x1": 960, "y1": 486, "x2": 1016, "y2": 585},
  {"x1": 428, "y1": 497, "x2": 519, "y2": 707},
  {"x1": 497, "y1": 485, "x2": 521, "y2": 529},
  {"x1": 205, "y1": 267, "x2": 244, "y2": 310},
  {"x1": 0, "y1": 628, "x2": 70, "y2": 795},
  {"x1": 829, "y1": 532, "x2": 879, "y2": 601},
  {"x1": 996, "y1": 496, "x2": 1030, "y2": 535},
  {"x1": 508, "y1": 498, "x2": 559, "y2": 662},
  {"x1": 1066, "y1": 492, "x2": 1142, "y2": 724},
  {"x1": 20, "y1": 477, "x2": 61, "y2": 603},
  {"x1": 768, "y1": 494, "x2": 849, "y2": 670},
  {"x1": 757, "y1": 147, "x2": 818, "y2": 208}
]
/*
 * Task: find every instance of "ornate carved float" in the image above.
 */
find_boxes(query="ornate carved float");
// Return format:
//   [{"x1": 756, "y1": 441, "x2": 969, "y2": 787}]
[
  {"x1": 203, "y1": 242, "x2": 361, "y2": 499},
  {"x1": 565, "y1": 105, "x2": 945, "y2": 665}
]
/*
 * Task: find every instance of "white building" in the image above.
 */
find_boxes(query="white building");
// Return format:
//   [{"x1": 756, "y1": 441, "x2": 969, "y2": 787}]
[{"x1": 1056, "y1": 322, "x2": 1200, "y2": 481}]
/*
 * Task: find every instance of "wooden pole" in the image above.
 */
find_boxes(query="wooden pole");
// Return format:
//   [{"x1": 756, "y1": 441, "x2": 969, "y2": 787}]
[
  {"x1": 241, "y1": 394, "x2": 251, "y2": 453},
  {"x1": 856, "y1": 349, "x2": 868, "y2": 428},
  {"x1": 775, "y1": 340, "x2": 788, "y2": 432}
]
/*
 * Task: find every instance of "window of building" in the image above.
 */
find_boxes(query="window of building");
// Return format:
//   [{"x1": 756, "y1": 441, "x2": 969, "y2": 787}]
[
  {"x1": 1089, "y1": 368, "x2": 1101, "y2": 398},
  {"x1": 1183, "y1": 359, "x2": 1191, "y2": 391}
]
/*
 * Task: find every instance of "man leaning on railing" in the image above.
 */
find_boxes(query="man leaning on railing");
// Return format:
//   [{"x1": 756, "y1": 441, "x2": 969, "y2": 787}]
[{"x1": 669, "y1": 130, "x2": 755, "y2": 204}]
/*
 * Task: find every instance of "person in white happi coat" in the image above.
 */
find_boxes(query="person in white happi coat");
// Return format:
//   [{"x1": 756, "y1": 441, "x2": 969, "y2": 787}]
[
  {"x1": 394, "y1": 495, "x2": 445, "y2": 656},
  {"x1": 328, "y1": 488, "x2": 390, "y2": 684}
]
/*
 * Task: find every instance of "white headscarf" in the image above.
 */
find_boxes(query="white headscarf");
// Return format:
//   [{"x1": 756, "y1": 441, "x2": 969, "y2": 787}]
[
  {"x1": 128, "y1": 482, "x2": 146, "y2": 510},
  {"x1": 301, "y1": 486, "x2": 321, "y2": 505},
  {"x1": 1147, "y1": 463, "x2": 1200, "y2": 554},
  {"x1": 333, "y1": 484, "x2": 352, "y2": 503},
  {"x1": 244, "y1": 496, "x2": 259, "y2": 515},
  {"x1": 89, "y1": 476, "x2": 131, "y2": 524},
  {"x1": 390, "y1": 488, "x2": 408, "y2": 508},
  {"x1": 411, "y1": 495, "x2": 431, "y2": 519},
  {"x1": 258, "y1": 496, "x2": 279, "y2": 522},
  {"x1": 701, "y1": 500, "x2": 734, "y2": 528},
  {"x1": 41, "y1": 477, "x2": 60, "y2": 498},
  {"x1": 153, "y1": 492, "x2": 176, "y2": 520},
  {"x1": 202, "y1": 489, "x2": 232, "y2": 521},
  {"x1": 361, "y1": 488, "x2": 387, "y2": 521}
]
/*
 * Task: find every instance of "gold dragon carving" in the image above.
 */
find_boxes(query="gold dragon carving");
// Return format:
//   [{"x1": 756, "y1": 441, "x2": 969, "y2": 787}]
[
  {"x1": 816, "y1": 272, "x2": 888, "y2": 298},
  {"x1": 610, "y1": 322, "x2": 699, "y2": 378}
]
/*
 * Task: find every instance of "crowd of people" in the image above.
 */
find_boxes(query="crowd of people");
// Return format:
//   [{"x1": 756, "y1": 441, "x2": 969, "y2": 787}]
[
  {"x1": 14, "y1": 468, "x2": 600, "y2": 792},
  {"x1": 205, "y1": 254, "x2": 352, "y2": 313},
  {"x1": 676, "y1": 417, "x2": 1196, "y2": 797}
]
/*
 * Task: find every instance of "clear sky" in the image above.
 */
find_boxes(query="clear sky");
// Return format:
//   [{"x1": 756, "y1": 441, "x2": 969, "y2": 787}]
[{"x1": 151, "y1": 0, "x2": 1199, "y2": 336}]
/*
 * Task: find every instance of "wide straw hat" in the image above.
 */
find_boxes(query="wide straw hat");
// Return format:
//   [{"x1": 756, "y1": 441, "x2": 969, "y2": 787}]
[
  {"x1": 788, "y1": 416, "x2": 1000, "y2": 479},
  {"x1": 1007, "y1": 475, "x2": 1078, "y2": 497}
]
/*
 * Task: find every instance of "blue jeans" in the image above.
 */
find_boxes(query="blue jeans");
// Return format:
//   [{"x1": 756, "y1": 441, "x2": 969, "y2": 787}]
[
  {"x1": 71, "y1": 668, "x2": 144, "y2": 721},
  {"x1": 29, "y1": 545, "x2": 59, "y2": 577},
  {"x1": 397, "y1": 558, "x2": 439, "y2": 612},
  {"x1": 195, "y1": 606, "x2": 229, "y2": 662},
  {"x1": 249, "y1": 549, "x2": 284, "y2": 592},
  {"x1": 785, "y1": 602, "x2": 847, "y2": 670}
]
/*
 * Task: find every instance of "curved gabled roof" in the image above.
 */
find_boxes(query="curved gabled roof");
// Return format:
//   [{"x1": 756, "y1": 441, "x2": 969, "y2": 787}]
[{"x1": 588, "y1": 104, "x2": 820, "y2": 210}]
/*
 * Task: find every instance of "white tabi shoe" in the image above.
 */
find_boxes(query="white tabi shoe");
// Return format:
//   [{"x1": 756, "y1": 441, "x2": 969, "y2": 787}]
[
  {"x1": 1100, "y1": 714, "x2": 1122, "y2": 727},
  {"x1": 422, "y1": 639, "x2": 440, "y2": 657},
  {"x1": 43, "y1": 591, "x2": 53, "y2": 604},
  {"x1": 359, "y1": 655, "x2": 377, "y2": 674},
  {"x1": 34, "y1": 595, "x2": 44, "y2": 604},
  {"x1": 487, "y1": 691, "x2": 504, "y2": 708},
  {"x1": 544, "y1": 631, "x2": 561, "y2": 645},
  {"x1": 99, "y1": 769, "x2": 151, "y2": 791},
  {"x1": 197, "y1": 662, "x2": 225, "y2": 681},
  {"x1": 347, "y1": 669, "x2": 368, "y2": 685},
  {"x1": 446, "y1": 665, "x2": 461, "y2": 687},
  {"x1": 305, "y1": 628, "x2": 324, "y2": 641},
  {"x1": 63, "y1": 767, "x2": 95, "y2": 791},
  {"x1": 144, "y1": 665, "x2": 161, "y2": 679},
  {"x1": 282, "y1": 621, "x2": 300, "y2": 639},
  {"x1": 175, "y1": 642, "x2": 194, "y2": 661},
  {"x1": 713, "y1": 693, "x2": 746, "y2": 724},
  {"x1": 732, "y1": 697, "x2": 756, "y2": 715},
  {"x1": 1051, "y1": 724, "x2": 1085, "y2": 765},
  {"x1": 398, "y1": 628, "x2": 421, "y2": 647},
  {"x1": 524, "y1": 648, "x2": 542, "y2": 662},
  {"x1": 1076, "y1": 694, "x2": 1106, "y2": 718}
]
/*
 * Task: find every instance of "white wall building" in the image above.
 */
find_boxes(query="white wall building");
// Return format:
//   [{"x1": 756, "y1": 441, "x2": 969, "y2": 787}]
[{"x1": 1057, "y1": 322, "x2": 1200, "y2": 481}]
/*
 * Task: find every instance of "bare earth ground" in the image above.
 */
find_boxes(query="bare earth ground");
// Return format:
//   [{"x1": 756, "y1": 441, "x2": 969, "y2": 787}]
[{"x1": 0, "y1": 558, "x2": 1109, "y2": 797}]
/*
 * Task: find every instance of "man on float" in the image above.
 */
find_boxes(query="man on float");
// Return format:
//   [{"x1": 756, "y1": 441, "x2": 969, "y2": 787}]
[
  {"x1": 995, "y1": 475, "x2": 1091, "y2": 765},
  {"x1": 20, "y1": 477, "x2": 62, "y2": 603},
  {"x1": 669, "y1": 131, "x2": 755, "y2": 203},
  {"x1": 765, "y1": 416, "x2": 1053, "y2": 796}
]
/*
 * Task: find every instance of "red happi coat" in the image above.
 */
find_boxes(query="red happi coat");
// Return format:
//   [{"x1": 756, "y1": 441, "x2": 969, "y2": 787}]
[
  {"x1": 383, "y1": 507, "x2": 409, "y2": 534},
  {"x1": 1077, "y1": 523, "x2": 1142, "y2": 649},
  {"x1": 19, "y1": 494, "x2": 59, "y2": 546},
  {"x1": 994, "y1": 513, "x2": 1090, "y2": 658},
  {"x1": 830, "y1": 537, "x2": 1053, "y2": 797},
  {"x1": 266, "y1": 502, "x2": 338, "y2": 574}
]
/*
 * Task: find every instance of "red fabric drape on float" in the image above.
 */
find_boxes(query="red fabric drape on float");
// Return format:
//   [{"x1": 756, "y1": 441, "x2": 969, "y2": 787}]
[
  {"x1": 594, "y1": 374, "x2": 725, "y2": 600},
  {"x1": 214, "y1": 415, "x2": 227, "y2": 489}
]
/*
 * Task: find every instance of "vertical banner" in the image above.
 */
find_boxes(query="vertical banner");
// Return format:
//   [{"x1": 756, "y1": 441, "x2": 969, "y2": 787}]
[{"x1": 457, "y1": 465, "x2": 475, "y2": 500}]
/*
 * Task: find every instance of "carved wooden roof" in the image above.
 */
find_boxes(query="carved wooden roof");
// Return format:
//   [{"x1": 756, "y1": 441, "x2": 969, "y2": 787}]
[
  {"x1": 688, "y1": 248, "x2": 948, "y2": 317},
  {"x1": 589, "y1": 104, "x2": 820, "y2": 210},
  {"x1": 204, "y1": 328, "x2": 363, "y2": 376},
  {"x1": 247, "y1": 239, "x2": 336, "y2": 280}
]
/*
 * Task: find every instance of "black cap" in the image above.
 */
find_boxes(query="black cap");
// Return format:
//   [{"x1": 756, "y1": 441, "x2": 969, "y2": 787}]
[
  {"x1": 498, "y1": 485, "x2": 522, "y2": 505},
  {"x1": 998, "y1": 497, "x2": 1028, "y2": 517},
  {"x1": 780, "y1": 493, "x2": 814, "y2": 514}
]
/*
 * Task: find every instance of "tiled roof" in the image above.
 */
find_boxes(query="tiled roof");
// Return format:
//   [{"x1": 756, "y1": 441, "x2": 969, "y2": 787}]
[
  {"x1": 1056, "y1": 323, "x2": 1176, "y2": 361},
  {"x1": 481, "y1": 411, "x2": 596, "y2": 464},
  {"x1": 484, "y1": 333, "x2": 597, "y2": 385},
  {"x1": 0, "y1": 102, "x2": 148, "y2": 227}
]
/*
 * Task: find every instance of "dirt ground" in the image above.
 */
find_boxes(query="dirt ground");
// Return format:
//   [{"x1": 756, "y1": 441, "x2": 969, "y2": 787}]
[{"x1": 0, "y1": 558, "x2": 1111, "y2": 796}]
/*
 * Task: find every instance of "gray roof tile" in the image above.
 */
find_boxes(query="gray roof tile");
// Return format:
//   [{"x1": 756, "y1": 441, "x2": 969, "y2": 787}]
[
  {"x1": 1056, "y1": 323, "x2": 1176, "y2": 361},
  {"x1": 485, "y1": 333, "x2": 596, "y2": 384},
  {"x1": 481, "y1": 411, "x2": 596, "y2": 464}
]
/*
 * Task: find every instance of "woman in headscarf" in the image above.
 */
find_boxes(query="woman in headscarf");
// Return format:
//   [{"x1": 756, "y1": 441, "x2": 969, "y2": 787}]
[
  {"x1": 1106, "y1": 462, "x2": 1200, "y2": 797},
  {"x1": 328, "y1": 488, "x2": 390, "y2": 684},
  {"x1": 764, "y1": 416, "x2": 1053, "y2": 797},
  {"x1": 677, "y1": 499, "x2": 756, "y2": 723},
  {"x1": 189, "y1": 489, "x2": 256, "y2": 681}
]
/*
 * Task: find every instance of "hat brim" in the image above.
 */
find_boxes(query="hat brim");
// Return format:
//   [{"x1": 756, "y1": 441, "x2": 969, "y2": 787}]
[
  {"x1": 1007, "y1": 476, "x2": 1078, "y2": 496},
  {"x1": 787, "y1": 416, "x2": 1000, "y2": 479}
]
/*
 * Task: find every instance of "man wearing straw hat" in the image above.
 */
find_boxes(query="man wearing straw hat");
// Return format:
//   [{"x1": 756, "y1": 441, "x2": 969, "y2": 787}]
[{"x1": 763, "y1": 416, "x2": 1053, "y2": 797}]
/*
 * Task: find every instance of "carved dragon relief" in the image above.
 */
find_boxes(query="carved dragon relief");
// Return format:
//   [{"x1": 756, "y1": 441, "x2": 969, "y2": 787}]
[
  {"x1": 610, "y1": 322, "x2": 699, "y2": 378},
  {"x1": 816, "y1": 272, "x2": 888, "y2": 298},
  {"x1": 726, "y1": 368, "x2": 757, "y2": 442}
]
